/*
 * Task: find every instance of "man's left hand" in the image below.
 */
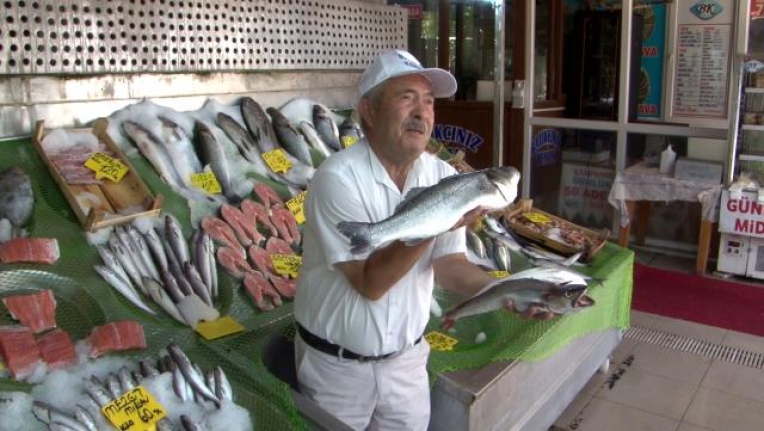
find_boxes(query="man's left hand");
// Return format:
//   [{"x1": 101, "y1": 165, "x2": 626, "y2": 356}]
[
  {"x1": 504, "y1": 299, "x2": 556, "y2": 321},
  {"x1": 450, "y1": 207, "x2": 490, "y2": 231}
]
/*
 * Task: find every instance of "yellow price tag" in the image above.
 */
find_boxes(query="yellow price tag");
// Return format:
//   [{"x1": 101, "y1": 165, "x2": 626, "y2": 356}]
[
  {"x1": 190, "y1": 172, "x2": 222, "y2": 194},
  {"x1": 84, "y1": 152, "x2": 129, "y2": 182},
  {"x1": 286, "y1": 191, "x2": 307, "y2": 225},
  {"x1": 195, "y1": 315, "x2": 245, "y2": 340},
  {"x1": 101, "y1": 386, "x2": 166, "y2": 431},
  {"x1": 262, "y1": 149, "x2": 292, "y2": 173},
  {"x1": 525, "y1": 211, "x2": 552, "y2": 224},
  {"x1": 488, "y1": 270, "x2": 510, "y2": 278},
  {"x1": 270, "y1": 253, "x2": 302, "y2": 278},
  {"x1": 341, "y1": 136, "x2": 358, "y2": 149},
  {"x1": 425, "y1": 331, "x2": 459, "y2": 352}
]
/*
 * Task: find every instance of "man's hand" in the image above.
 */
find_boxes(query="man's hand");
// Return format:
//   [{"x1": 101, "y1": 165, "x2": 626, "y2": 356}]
[
  {"x1": 451, "y1": 207, "x2": 490, "y2": 231},
  {"x1": 504, "y1": 299, "x2": 556, "y2": 321}
]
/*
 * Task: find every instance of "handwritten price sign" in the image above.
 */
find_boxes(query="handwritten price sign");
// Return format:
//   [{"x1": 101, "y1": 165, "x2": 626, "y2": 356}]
[
  {"x1": 524, "y1": 211, "x2": 552, "y2": 224},
  {"x1": 84, "y1": 153, "x2": 129, "y2": 182},
  {"x1": 341, "y1": 136, "x2": 358, "y2": 149},
  {"x1": 262, "y1": 149, "x2": 292, "y2": 173},
  {"x1": 102, "y1": 386, "x2": 166, "y2": 431},
  {"x1": 286, "y1": 191, "x2": 307, "y2": 225},
  {"x1": 424, "y1": 331, "x2": 459, "y2": 352},
  {"x1": 270, "y1": 253, "x2": 302, "y2": 278},
  {"x1": 190, "y1": 172, "x2": 222, "y2": 194}
]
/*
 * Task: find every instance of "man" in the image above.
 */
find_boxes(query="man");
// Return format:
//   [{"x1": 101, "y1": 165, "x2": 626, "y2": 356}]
[{"x1": 294, "y1": 49, "x2": 546, "y2": 431}]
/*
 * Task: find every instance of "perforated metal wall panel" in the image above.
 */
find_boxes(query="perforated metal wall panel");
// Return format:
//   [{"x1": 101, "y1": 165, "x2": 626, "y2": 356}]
[{"x1": 0, "y1": 0, "x2": 407, "y2": 74}]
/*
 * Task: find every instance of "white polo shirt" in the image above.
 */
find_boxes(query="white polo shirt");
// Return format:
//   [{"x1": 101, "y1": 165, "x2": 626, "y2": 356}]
[{"x1": 294, "y1": 139, "x2": 466, "y2": 357}]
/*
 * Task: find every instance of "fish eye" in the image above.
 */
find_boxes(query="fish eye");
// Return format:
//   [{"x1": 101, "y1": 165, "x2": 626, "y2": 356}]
[{"x1": 564, "y1": 291, "x2": 572, "y2": 297}]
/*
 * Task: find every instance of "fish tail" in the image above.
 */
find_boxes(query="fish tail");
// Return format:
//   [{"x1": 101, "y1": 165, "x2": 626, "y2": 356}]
[{"x1": 337, "y1": 221, "x2": 372, "y2": 254}]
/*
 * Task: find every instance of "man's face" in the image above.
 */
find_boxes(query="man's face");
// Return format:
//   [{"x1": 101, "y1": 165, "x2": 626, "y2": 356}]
[{"x1": 364, "y1": 74, "x2": 435, "y2": 160}]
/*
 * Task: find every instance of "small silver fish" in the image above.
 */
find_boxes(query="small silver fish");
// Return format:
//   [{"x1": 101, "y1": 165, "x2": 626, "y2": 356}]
[
  {"x1": 312, "y1": 104, "x2": 342, "y2": 152},
  {"x1": 338, "y1": 116, "x2": 363, "y2": 149},
  {"x1": 168, "y1": 343, "x2": 220, "y2": 407},
  {"x1": 93, "y1": 265, "x2": 155, "y2": 315},
  {"x1": 466, "y1": 230, "x2": 486, "y2": 259}
]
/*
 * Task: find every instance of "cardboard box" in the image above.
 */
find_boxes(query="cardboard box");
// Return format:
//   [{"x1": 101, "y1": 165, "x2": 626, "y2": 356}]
[
  {"x1": 674, "y1": 158, "x2": 723, "y2": 184},
  {"x1": 33, "y1": 118, "x2": 162, "y2": 231}
]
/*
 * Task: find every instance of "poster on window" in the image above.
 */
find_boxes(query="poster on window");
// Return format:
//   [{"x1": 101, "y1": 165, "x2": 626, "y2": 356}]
[
  {"x1": 637, "y1": 4, "x2": 666, "y2": 119},
  {"x1": 558, "y1": 163, "x2": 614, "y2": 227},
  {"x1": 670, "y1": 0, "x2": 733, "y2": 121}
]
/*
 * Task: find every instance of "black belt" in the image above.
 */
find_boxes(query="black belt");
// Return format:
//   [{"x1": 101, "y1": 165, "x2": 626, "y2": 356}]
[{"x1": 297, "y1": 323, "x2": 422, "y2": 362}]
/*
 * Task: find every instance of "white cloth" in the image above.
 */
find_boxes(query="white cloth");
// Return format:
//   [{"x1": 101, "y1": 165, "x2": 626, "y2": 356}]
[
  {"x1": 295, "y1": 333, "x2": 431, "y2": 431},
  {"x1": 294, "y1": 139, "x2": 465, "y2": 356},
  {"x1": 607, "y1": 162, "x2": 723, "y2": 227}
]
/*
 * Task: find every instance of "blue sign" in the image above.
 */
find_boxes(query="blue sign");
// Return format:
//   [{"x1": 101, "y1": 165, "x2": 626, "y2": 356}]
[
  {"x1": 532, "y1": 129, "x2": 561, "y2": 167},
  {"x1": 690, "y1": 0, "x2": 723, "y2": 20},
  {"x1": 432, "y1": 124, "x2": 485, "y2": 153},
  {"x1": 638, "y1": 4, "x2": 666, "y2": 119}
]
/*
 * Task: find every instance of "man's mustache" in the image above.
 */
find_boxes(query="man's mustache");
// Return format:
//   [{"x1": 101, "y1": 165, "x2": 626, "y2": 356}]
[{"x1": 403, "y1": 119, "x2": 427, "y2": 133}]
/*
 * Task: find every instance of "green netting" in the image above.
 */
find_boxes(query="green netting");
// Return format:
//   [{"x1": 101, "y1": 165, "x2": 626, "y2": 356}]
[
  {"x1": 0, "y1": 138, "x2": 307, "y2": 431},
  {"x1": 0, "y1": 136, "x2": 633, "y2": 430}
]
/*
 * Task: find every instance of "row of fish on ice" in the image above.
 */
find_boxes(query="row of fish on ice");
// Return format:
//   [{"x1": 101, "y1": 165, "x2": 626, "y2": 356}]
[{"x1": 107, "y1": 96, "x2": 363, "y2": 205}]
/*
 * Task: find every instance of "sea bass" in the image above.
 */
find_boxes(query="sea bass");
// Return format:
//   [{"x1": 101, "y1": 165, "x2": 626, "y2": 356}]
[
  {"x1": 442, "y1": 267, "x2": 595, "y2": 328},
  {"x1": 0, "y1": 166, "x2": 34, "y2": 233},
  {"x1": 312, "y1": 104, "x2": 341, "y2": 152},
  {"x1": 338, "y1": 166, "x2": 521, "y2": 254},
  {"x1": 267, "y1": 107, "x2": 315, "y2": 167}
]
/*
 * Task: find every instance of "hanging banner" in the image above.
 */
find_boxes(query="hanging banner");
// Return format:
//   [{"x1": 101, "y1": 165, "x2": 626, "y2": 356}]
[
  {"x1": 637, "y1": 4, "x2": 666, "y2": 119},
  {"x1": 671, "y1": 0, "x2": 733, "y2": 121}
]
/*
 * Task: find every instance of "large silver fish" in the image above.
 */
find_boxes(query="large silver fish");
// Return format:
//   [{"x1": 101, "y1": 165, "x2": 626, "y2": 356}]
[
  {"x1": 338, "y1": 116, "x2": 363, "y2": 149},
  {"x1": 312, "y1": 104, "x2": 341, "y2": 152},
  {"x1": 0, "y1": 166, "x2": 34, "y2": 232},
  {"x1": 123, "y1": 121, "x2": 185, "y2": 189},
  {"x1": 267, "y1": 107, "x2": 315, "y2": 167},
  {"x1": 442, "y1": 267, "x2": 595, "y2": 328},
  {"x1": 158, "y1": 116, "x2": 203, "y2": 188},
  {"x1": 299, "y1": 121, "x2": 334, "y2": 158},
  {"x1": 215, "y1": 112, "x2": 274, "y2": 181},
  {"x1": 240, "y1": 97, "x2": 279, "y2": 152},
  {"x1": 338, "y1": 166, "x2": 521, "y2": 254},
  {"x1": 193, "y1": 121, "x2": 237, "y2": 202}
]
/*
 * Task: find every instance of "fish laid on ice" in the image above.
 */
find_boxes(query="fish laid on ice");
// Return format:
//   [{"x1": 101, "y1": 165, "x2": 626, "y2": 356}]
[
  {"x1": 194, "y1": 121, "x2": 237, "y2": 202},
  {"x1": 338, "y1": 166, "x2": 520, "y2": 254},
  {"x1": 240, "y1": 97, "x2": 280, "y2": 152},
  {"x1": 167, "y1": 343, "x2": 220, "y2": 407},
  {"x1": 93, "y1": 265, "x2": 156, "y2": 315},
  {"x1": 0, "y1": 166, "x2": 34, "y2": 233},
  {"x1": 442, "y1": 268, "x2": 595, "y2": 329},
  {"x1": 299, "y1": 121, "x2": 334, "y2": 158},
  {"x1": 216, "y1": 112, "x2": 275, "y2": 181},
  {"x1": 267, "y1": 107, "x2": 314, "y2": 167},
  {"x1": 338, "y1": 116, "x2": 363, "y2": 149},
  {"x1": 123, "y1": 121, "x2": 185, "y2": 189},
  {"x1": 158, "y1": 116, "x2": 203, "y2": 187},
  {"x1": 311, "y1": 105, "x2": 342, "y2": 152}
]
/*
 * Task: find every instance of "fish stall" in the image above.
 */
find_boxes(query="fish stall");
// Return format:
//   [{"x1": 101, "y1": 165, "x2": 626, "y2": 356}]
[{"x1": 0, "y1": 1, "x2": 633, "y2": 431}]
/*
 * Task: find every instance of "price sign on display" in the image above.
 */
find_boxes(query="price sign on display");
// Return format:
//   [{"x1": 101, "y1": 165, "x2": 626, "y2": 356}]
[
  {"x1": 286, "y1": 191, "x2": 307, "y2": 224},
  {"x1": 341, "y1": 136, "x2": 358, "y2": 149},
  {"x1": 190, "y1": 172, "x2": 222, "y2": 195},
  {"x1": 84, "y1": 153, "x2": 129, "y2": 182},
  {"x1": 262, "y1": 149, "x2": 292, "y2": 173},
  {"x1": 424, "y1": 331, "x2": 459, "y2": 352},
  {"x1": 524, "y1": 211, "x2": 552, "y2": 224},
  {"x1": 488, "y1": 270, "x2": 510, "y2": 278},
  {"x1": 102, "y1": 386, "x2": 166, "y2": 431},
  {"x1": 195, "y1": 315, "x2": 245, "y2": 340},
  {"x1": 270, "y1": 253, "x2": 302, "y2": 278}
]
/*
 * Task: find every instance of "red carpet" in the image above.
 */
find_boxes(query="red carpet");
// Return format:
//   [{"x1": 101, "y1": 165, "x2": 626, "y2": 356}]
[{"x1": 632, "y1": 264, "x2": 764, "y2": 337}]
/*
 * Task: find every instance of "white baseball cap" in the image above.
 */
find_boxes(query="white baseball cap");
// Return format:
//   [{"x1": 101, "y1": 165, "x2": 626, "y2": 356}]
[{"x1": 358, "y1": 49, "x2": 457, "y2": 99}]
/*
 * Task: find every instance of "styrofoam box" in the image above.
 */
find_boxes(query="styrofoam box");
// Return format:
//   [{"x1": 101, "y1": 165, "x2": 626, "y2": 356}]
[{"x1": 674, "y1": 157, "x2": 723, "y2": 184}]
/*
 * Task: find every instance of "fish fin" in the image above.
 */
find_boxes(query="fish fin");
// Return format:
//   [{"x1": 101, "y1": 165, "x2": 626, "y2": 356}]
[{"x1": 336, "y1": 221, "x2": 372, "y2": 254}]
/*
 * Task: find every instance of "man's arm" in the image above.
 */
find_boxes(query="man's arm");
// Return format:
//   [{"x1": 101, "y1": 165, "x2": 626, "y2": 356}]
[{"x1": 335, "y1": 238, "x2": 435, "y2": 301}]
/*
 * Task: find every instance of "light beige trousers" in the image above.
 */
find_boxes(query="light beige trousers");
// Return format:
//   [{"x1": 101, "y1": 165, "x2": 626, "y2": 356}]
[{"x1": 295, "y1": 333, "x2": 431, "y2": 431}]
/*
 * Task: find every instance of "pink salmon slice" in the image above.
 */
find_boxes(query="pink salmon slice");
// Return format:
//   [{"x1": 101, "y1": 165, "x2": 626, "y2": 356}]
[
  {"x1": 269, "y1": 276, "x2": 296, "y2": 298},
  {"x1": 0, "y1": 238, "x2": 60, "y2": 264},
  {"x1": 247, "y1": 244, "x2": 275, "y2": 276},
  {"x1": 253, "y1": 182, "x2": 285, "y2": 209},
  {"x1": 87, "y1": 320, "x2": 146, "y2": 358},
  {"x1": 1, "y1": 289, "x2": 57, "y2": 334},
  {"x1": 266, "y1": 236, "x2": 294, "y2": 255},
  {"x1": 216, "y1": 246, "x2": 253, "y2": 279},
  {"x1": 270, "y1": 207, "x2": 301, "y2": 245},
  {"x1": 243, "y1": 271, "x2": 274, "y2": 311},
  {"x1": 201, "y1": 216, "x2": 245, "y2": 256},
  {"x1": 0, "y1": 326, "x2": 42, "y2": 380},
  {"x1": 36, "y1": 328, "x2": 76, "y2": 370},
  {"x1": 241, "y1": 199, "x2": 278, "y2": 236},
  {"x1": 221, "y1": 203, "x2": 265, "y2": 246}
]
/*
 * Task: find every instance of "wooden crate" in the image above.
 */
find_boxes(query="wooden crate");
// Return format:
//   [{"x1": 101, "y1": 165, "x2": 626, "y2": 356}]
[
  {"x1": 502, "y1": 199, "x2": 609, "y2": 261},
  {"x1": 33, "y1": 118, "x2": 162, "y2": 231}
]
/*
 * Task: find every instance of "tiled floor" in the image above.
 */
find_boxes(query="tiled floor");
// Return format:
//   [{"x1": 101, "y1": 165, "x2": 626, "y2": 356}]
[{"x1": 550, "y1": 249, "x2": 764, "y2": 431}]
